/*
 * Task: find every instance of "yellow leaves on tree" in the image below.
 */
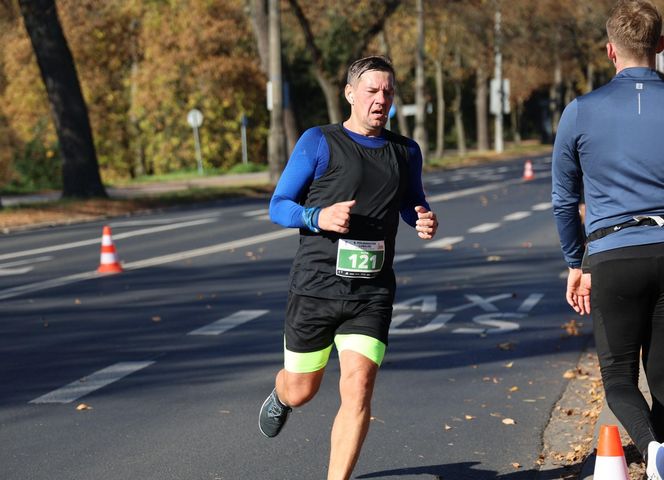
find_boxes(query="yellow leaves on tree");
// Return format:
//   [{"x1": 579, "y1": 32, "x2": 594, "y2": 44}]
[{"x1": 1, "y1": 0, "x2": 268, "y2": 182}]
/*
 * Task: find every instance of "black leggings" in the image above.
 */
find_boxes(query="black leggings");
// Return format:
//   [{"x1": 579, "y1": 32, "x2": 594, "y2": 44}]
[{"x1": 591, "y1": 243, "x2": 664, "y2": 456}]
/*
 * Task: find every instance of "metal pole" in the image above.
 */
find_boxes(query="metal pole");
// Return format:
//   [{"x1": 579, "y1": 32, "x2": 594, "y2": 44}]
[
  {"x1": 193, "y1": 125, "x2": 203, "y2": 175},
  {"x1": 268, "y1": 0, "x2": 285, "y2": 183},
  {"x1": 241, "y1": 117, "x2": 248, "y2": 165},
  {"x1": 494, "y1": 4, "x2": 504, "y2": 153}
]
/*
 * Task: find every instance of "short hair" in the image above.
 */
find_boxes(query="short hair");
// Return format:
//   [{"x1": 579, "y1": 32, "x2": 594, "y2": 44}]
[
  {"x1": 346, "y1": 56, "x2": 395, "y2": 86},
  {"x1": 606, "y1": 0, "x2": 662, "y2": 59}
]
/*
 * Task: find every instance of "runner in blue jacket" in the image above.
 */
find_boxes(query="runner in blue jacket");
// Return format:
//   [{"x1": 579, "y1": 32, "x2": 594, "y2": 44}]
[{"x1": 552, "y1": 1, "x2": 664, "y2": 476}]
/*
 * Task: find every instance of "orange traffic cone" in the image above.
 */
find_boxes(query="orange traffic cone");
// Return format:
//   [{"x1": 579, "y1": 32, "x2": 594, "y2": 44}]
[
  {"x1": 97, "y1": 225, "x2": 123, "y2": 274},
  {"x1": 593, "y1": 424, "x2": 629, "y2": 479},
  {"x1": 523, "y1": 160, "x2": 535, "y2": 181}
]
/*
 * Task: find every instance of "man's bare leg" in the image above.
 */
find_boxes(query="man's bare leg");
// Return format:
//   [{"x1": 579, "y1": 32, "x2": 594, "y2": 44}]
[
  {"x1": 327, "y1": 350, "x2": 378, "y2": 480},
  {"x1": 276, "y1": 368, "x2": 325, "y2": 407}
]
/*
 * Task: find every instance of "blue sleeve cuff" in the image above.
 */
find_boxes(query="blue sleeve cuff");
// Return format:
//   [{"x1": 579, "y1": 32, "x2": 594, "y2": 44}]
[{"x1": 302, "y1": 207, "x2": 321, "y2": 233}]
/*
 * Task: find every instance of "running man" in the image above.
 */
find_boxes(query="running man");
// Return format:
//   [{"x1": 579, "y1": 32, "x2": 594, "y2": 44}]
[
  {"x1": 552, "y1": 1, "x2": 664, "y2": 477},
  {"x1": 259, "y1": 55, "x2": 438, "y2": 480}
]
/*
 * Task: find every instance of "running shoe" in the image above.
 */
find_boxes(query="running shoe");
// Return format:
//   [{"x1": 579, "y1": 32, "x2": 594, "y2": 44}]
[
  {"x1": 259, "y1": 388, "x2": 292, "y2": 438},
  {"x1": 647, "y1": 441, "x2": 664, "y2": 480}
]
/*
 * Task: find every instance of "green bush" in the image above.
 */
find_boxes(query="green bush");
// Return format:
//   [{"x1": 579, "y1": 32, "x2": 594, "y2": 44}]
[{"x1": 11, "y1": 121, "x2": 62, "y2": 192}]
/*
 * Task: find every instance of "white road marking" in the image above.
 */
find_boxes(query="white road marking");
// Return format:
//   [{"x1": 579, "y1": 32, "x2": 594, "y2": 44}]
[
  {"x1": 30, "y1": 361, "x2": 155, "y2": 404},
  {"x1": 110, "y1": 212, "x2": 219, "y2": 227},
  {"x1": 0, "y1": 218, "x2": 217, "y2": 262},
  {"x1": 390, "y1": 313, "x2": 454, "y2": 335},
  {"x1": 425, "y1": 236, "x2": 464, "y2": 249},
  {"x1": 503, "y1": 211, "x2": 531, "y2": 221},
  {"x1": 393, "y1": 254, "x2": 416, "y2": 264},
  {"x1": 188, "y1": 310, "x2": 269, "y2": 336},
  {"x1": 532, "y1": 202, "x2": 552, "y2": 211},
  {"x1": 427, "y1": 173, "x2": 552, "y2": 204},
  {"x1": 468, "y1": 223, "x2": 501, "y2": 233},
  {"x1": 255, "y1": 214, "x2": 271, "y2": 221},
  {"x1": 0, "y1": 256, "x2": 53, "y2": 268},
  {"x1": 0, "y1": 256, "x2": 53, "y2": 276},
  {"x1": 517, "y1": 293, "x2": 544, "y2": 313},
  {"x1": 0, "y1": 229, "x2": 297, "y2": 301},
  {"x1": 242, "y1": 209, "x2": 269, "y2": 217},
  {"x1": 445, "y1": 293, "x2": 513, "y2": 313}
]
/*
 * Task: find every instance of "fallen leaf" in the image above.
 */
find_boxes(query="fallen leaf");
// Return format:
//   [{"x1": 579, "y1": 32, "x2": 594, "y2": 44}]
[
  {"x1": 563, "y1": 369, "x2": 576, "y2": 379},
  {"x1": 502, "y1": 418, "x2": 516, "y2": 425},
  {"x1": 464, "y1": 415, "x2": 475, "y2": 420},
  {"x1": 504, "y1": 361, "x2": 514, "y2": 368},
  {"x1": 508, "y1": 386, "x2": 519, "y2": 392},
  {"x1": 487, "y1": 255, "x2": 502, "y2": 262},
  {"x1": 76, "y1": 403, "x2": 92, "y2": 411},
  {"x1": 74, "y1": 299, "x2": 81, "y2": 305},
  {"x1": 151, "y1": 316, "x2": 161, "y2": 322},
  {"x1": 444, "y1": 424, "x2": 452, "y2": 430},
  {"x1": 497, "y1": 342, "x2": 514, "y2": 351},
  {"x1": 562, "y1": 319, "x2": 582, "y2": 336},
  {"x1": 511, "y1": 462, "x2": 521, "y2": 469}
]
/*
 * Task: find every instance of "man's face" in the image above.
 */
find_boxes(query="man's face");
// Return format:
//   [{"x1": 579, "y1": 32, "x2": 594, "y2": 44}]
[{"x1": 346, "y1": 70, "x2": 395, "y2": 135}]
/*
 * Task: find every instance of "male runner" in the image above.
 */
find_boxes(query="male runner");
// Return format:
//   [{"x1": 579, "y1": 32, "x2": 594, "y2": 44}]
[
  {"x1": 552, "y1": 1, "x2": 664, "y2": 477},
  {"x1": 258, "y1": 55, "x2": 438, "y2": 480}
]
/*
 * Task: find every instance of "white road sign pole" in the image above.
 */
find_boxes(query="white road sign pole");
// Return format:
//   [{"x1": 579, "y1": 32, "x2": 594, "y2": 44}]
[{"x1": 187, "y1": 109, "x2": 204, "y2": 175}]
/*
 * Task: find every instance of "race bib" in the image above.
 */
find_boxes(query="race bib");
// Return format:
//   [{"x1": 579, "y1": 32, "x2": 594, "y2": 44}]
[{"x1": 336, "y1": 239, "x2": 385, "y2": 278}]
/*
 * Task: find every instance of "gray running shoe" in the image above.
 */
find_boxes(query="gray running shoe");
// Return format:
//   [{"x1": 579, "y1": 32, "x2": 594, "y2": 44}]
[{"x1": 259, "y1": 388, "x2": 292, "y2": 438}]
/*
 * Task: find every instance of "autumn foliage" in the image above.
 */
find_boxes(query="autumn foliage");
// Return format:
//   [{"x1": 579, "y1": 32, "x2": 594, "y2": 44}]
[{"x1": 2, "y1": 0, "x2": 664, "y2": 189}]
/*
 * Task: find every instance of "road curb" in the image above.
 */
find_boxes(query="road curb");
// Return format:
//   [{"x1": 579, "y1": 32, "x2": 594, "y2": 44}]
[{"x1": 578, "y1": 361, "x2": 649, "y2": 479}]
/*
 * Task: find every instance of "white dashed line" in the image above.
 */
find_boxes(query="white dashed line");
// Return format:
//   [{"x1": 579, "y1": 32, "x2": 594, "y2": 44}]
[
  {"x1": 188, "y1": 310, "x2": 269, "y2": 336},
  {"x1": 394, "y1": 254, "x2": 416, "y2": 264},
  {"x1": 0, "y1": 229, "x2": 297, "y2": 301},
  {"x1": 242, "y1": 209, "x2": 269, "y2": 217},
  {"x1": 425, "y1": 236, "x2": 464, "y2": 249},
  {"x1": 503, "y1": 211, "x2": 532, "y2": 221},
  {"x1": 468, "y1": 223, "x2": 501, "y2": 234},
  {"x1": 30, "y1": 361, "x2": 155, "y2": 404},
  {"x1": 0, "y1": 218, "x2": 217, "y2": 262},
  {"x1": 532, "y1": 202, "x2": 552, "y2": 211}
]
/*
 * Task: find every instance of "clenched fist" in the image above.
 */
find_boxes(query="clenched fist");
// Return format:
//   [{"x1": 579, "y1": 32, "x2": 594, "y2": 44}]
[
  {"x1": 318, "y1": 200, "x2": 356, "y2": 234},
  {"x1": 415, "y1": 206, "x2": 438, "y2": 239}
]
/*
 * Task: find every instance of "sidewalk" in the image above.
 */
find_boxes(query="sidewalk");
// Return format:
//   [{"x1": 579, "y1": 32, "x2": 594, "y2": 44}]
[{"x1": 1, "y1": 171, "x2": 270, "y2": 207}]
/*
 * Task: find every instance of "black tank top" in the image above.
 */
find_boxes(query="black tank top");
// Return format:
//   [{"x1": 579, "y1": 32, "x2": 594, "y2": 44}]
[{"x1": 289, "y1": 124, "x2": 410, "y2": 300}]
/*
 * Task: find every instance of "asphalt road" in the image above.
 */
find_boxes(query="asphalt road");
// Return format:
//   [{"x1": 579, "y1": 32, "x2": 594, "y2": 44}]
[{"x1": 0, "y1": 155, "x2": 590, "y2": 480}]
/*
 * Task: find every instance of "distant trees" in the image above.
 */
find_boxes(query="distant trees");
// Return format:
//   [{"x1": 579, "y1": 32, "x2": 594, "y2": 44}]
[{"x1": 0, "y1": 0, "x2": 649, "y2": 194}]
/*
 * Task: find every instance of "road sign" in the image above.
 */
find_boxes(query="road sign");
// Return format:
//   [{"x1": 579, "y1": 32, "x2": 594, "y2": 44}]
[
  {"x1": 187, "y1": 109, "x2": 204, "y2": 128},
  {"x1": 187, "y1": 109, "x2": 204, "y2": 174}
]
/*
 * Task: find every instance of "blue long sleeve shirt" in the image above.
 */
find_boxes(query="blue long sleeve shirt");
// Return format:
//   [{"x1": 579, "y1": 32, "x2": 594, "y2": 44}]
[
  {"x1": 552, "y1": 67, "x2": 664, "y2": 267},
  {"x1": 270, "y1": 125, "x2": 429, "y2": 230}
]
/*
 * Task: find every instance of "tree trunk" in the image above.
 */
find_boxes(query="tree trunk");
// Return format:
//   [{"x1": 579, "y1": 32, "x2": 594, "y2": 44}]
[
  {"x1": 315, "y1": 70, "x2": 343, "y2": 124},
  {"x1": 475, "y1": 65, "x2": 489, "y2": 151},
  {"x1": 549, "y1": 42, "x2": 562, "y2": 138},
  {"x1": 434, "y1": 58, "x2": 445, "y2": 159},
  {"x1": 585, "y1": 63, "x2": 594, "y2": 94},
  {"x1": 287, "y1": 0, "x2": 400, "y2": 127},
  {"x1": 18, "y1": 0, "x2": 106, "y2": 198},
  {"x1": 379, "y1": 30, "x2": 409, "y2": 137},
  {"x1": 452, "y1": 81, "x2": 466, "y2": 156},
  {"x1": 249, "y1": 0, "x2": 299, "y2": 154},
  {"x1": 267, "y1": 0, "x2": 286, "y2": 183},
  {"x1": 413, "y1": 0, "x2": 427, "y2": 162},
  {"x1": 128, "y1": 17, "x2": 145, "y2": 178},
  {"x1": 511, "y1": 99, "x2": 522, "y2": 146}
]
